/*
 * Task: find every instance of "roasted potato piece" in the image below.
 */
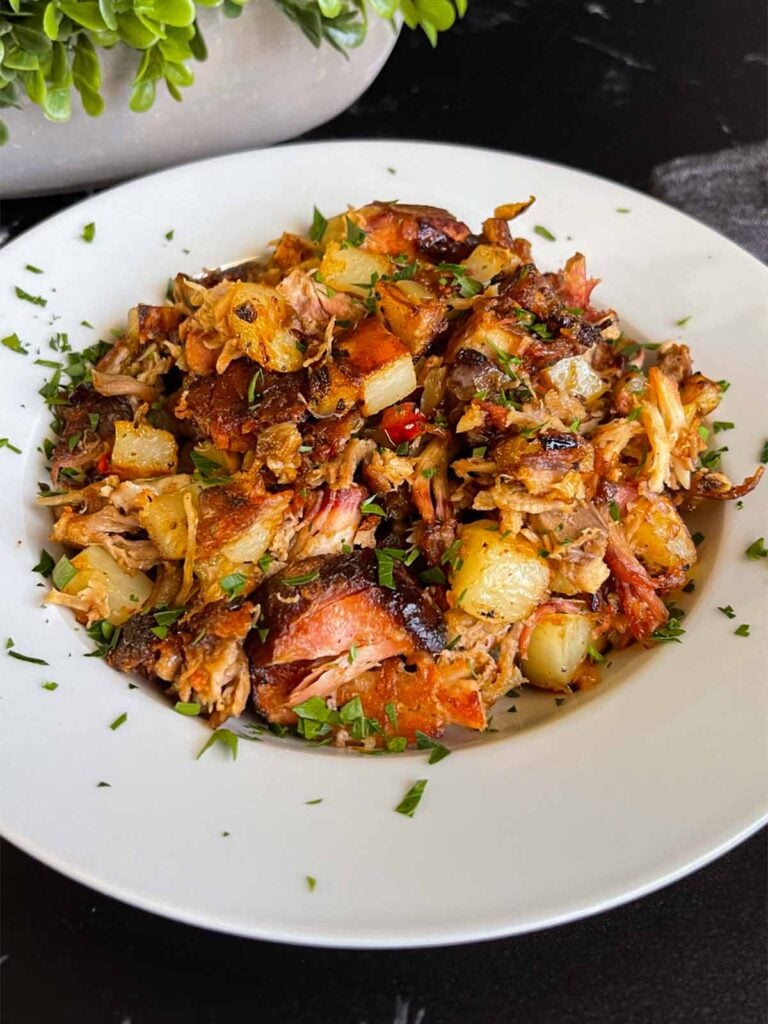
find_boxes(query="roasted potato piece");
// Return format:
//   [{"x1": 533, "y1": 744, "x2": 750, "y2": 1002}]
[
  {"x1": 374, "y1": 279, "x2": 446, "y2": 356},
  {"x1": 623, "y1": 494, "x2": 697, "y2": 572},
  {"x1": 521, "y1": 612, "x2": 595, "y2": 690},
  {"x1": 225, "y1": 282, "x2": 303, "y2": 373},
  {"x1": 460, "y1": 244, "x2": 520, "y2": 285},
  {"x1": 679, "y1": 372, "x2": 722, "y2": 419},
  {"x1": 111, "y1": 422, "x2": 178, "y2": 480},
  {"x1": 139, "y1": 481, "x2": 198, "y2": 560},
  {"x1": 449, "y1": 520, "x2": 550, "y2": 623},
  {"x1": 61, "y1": 545, "x2": 152, "y2": 625},
  {"x1": 318, "y1": 242, "x2": 392, "y2": 297},
  {"x1": 541, "y1": 355, "x2": 607, "y2": 403},
  {"x1": 309, "y1": 319, "x2": 417, "y2": 417}
]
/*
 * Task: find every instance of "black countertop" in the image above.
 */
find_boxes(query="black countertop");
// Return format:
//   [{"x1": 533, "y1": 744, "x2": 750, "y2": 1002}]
[{"x1": 2, "y1": 1, "x2": 767, "y2": 1020}]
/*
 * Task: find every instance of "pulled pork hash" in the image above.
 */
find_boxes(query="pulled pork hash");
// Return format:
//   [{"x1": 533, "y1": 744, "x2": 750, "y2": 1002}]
[{"x1": 39, "y1": 199, "x2": 762, "y2": 749}]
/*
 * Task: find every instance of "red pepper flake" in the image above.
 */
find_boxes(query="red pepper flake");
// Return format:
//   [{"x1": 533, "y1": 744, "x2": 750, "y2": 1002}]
[{"x1": 96, "y1": 452, "x2": 111, "y2": 475}]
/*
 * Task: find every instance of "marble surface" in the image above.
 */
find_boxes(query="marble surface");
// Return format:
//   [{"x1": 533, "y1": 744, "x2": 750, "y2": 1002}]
[{"x1": 1, "y1": 0, "x2": 767, "y2": 1020}]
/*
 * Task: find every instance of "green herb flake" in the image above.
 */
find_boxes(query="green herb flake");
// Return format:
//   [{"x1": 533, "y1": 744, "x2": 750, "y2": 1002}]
[
  {"x1": 692, "y1": 532, "x2": 705, "y2": 547},
  {"x1": 414, "y1": 731, "x2": 451, "y2": 765},
  {"x1": 616, "y1": 207, "x2": 631, "y2": 213},
  {"x1": 745, "y1": 538, "x2": 767, "y2": 561},
  {"x1": 713, "y1": 421, "x2": 734, "y2": 434},
  {"x1": 52, "y1": 555, "x2": 78, "y2": 590},
  {"x1": 609, "y1": 501, "x2": 621, "y2": 522},
  {"x1": 734, "y1": 623, "x2": 750, "y2": 637},
  {"x1": 2, "y1": 333, "x2": 28, "y2": 355},
  {"x1": 360, "y1": 496, "x2": 387, "y2": 516},
  {"x1": 308, "y1": 206, "x2": 328, "y2": 244},
  {"x1": 675, "y1": 316, "x2": 691, "y2": 327},
  {"x1": 306, "y1": 875, "x2": 317, "y2": 892},
  {"x1": 533, "y1": 225, "x2": 556, "y2": 242},
  {"x1": 472, "y1": 446, "x2": 487, "y2": 459},
  {"x1": 305, "y1": 798, "x2": 323, "y2": 805},
  {"x1": 258, "y1": 554, "x2": 273, "y2": 574},
  {"x1": 41, "y1": 681, "x2": 58, "y2": 691},
  {"x1": 700, "y1": 446, "x2": 728, "y2": 470},
  {"x1": 682, "y1": 580, "x2": 696, "y2": 593},
  {"x1": 0, "y1": 437, "x2": 21, "y2": 454},
  {"x1": 190, "y1": 450, "x2": 232, "y2": 487},
  {"x1": 14, "y1": 287, "x2": 47, "y2": 307},
  {"x1": 348, "y1": 643, "x2": 358, "y2": 664},
  {"x1": 97, "y1": 781, "x2": 111, "y2": 788},
  {"x1": 555, "y1": 696, "x2": 566, "y2": 706},
  {"x1": 343, "y1": 216, "x2": 367, "y2": 248},
  {"x1": 25, "y1": 264, "x2": 43, "y2": 274},
  {"x1": 81, "y1": 222, "x2": 96, "y2": 243},
  {"x1": 281, "y1": 569, "x2": 321, "y2": 587},
  {"x1": 165, "y1": 229, "x2": 175, "y2": 241},
  {"x1": 421, "y1": 467, "x2": 437, "y2": 479},
  {"x1": 109, "y1": 712, "x2": 127, "y2": 731},
  {"x1": 718, "y1": 605, "x2": 736, "y2": 619},
  {"x1": 385, "y1": 701, "x2": 398, "y2": 729},
  {"x1": 174, "y1": 701, "x2": 201, "y2": 716},
  {"x1": 760, "y1": 440, "x2": 768, "y2": 465},
  {"x1": 196, "y1": 728, "x2": 239, "y2": 761},
  {"x1": 32, "y1": 549, "x2": 55, "y2": 577},
  {"x1": 247, "y1": 367, "x2": 264, "y2": 405},
  {"x1": 420, "y1": 566, "x2": 446, "y2": 585},
  {"x1": 220, "y1": 572, "x2": 247, "y2": 598},
  {"x1": 651, "y1": 607, "x2": 686, "y2": 644},
  {"x1": 587, "y1": 645, "x2": 605, "y2": 664},
  {"x1": 80, "y1": 320, "x2": 94, "y2": 329},
  {"x1": 395, "y1": 778, "x2": 428, "y2": 818}
]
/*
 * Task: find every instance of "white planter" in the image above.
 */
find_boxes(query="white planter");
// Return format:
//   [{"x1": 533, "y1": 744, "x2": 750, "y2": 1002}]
[{"x1": 0, "y1": 2, "x2": 398, "y2": 197}]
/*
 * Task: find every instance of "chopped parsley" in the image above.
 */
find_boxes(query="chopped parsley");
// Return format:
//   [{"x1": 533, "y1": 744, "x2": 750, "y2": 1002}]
[
  {"x1": 395, "y1": 779, "x2": 428, "y2": 818},
  {"x1": 14, "y1": 286, "x2": 47, "y2": 307},
  {"x1": 534, "y1": 225, "x2": 556, "y2": 241},
  {"x1": 436, "y1": 262, "x2": 483, "y2": 298},
  {"x1": 32, "y1": 549, "x2": 55, "y2": 577},
  {"x1": 109, "y1": 712, "x2": 127, "y2": 731},
  {"x1": 41, "y1": 681, "x2": 58, "y2": 691},
  {"x1": 190, "y1": 450, "x2": 232, "y2": 487},
  {"x1": 713, "y1": 421, "x2": 734, "y2": 434},
  {"x1": 700, "y1": 446, "x2": 727, "y2": 470},
  {"x1": 308, "y1": 206, "x2": 328, "y2": 243},
  {"x1": 675, "y1": 316, "x2": 691, "y2": 327},
  {"x1": 305, "y1": 798, "x2": 323, "y2": 805},
  {"x1": 25, "y1": 264, "x2": 43, "y2": 273},
  {"x1": 196, "y1": 728, "x2": 239, "y2": 760},
  {"x1": 745, "y1": 538, "x2": 767, "y2": 560},
  {"x1": 616, "y1": 207, "x2": 631, "y2": 213},
  {"x1": 421, "y1": 467, "x2": 437, "y2": 479},
  {"x1": 360, "y1": 496, "x2": 387, "y2": 516},
  {"x1": 734, "y1": 624, "x2": 750, "y2": 637},
  {"x1": 6, "y1": 637, "x2": 49, "y2": 665},
  {"x1": 52, "y1": 555, "x2": 77, "y2": 590},
  {"x1": 342, "y1": 216, "x2": 367, "y2": 248},
  {"x1": 760, "y1": 440, "x2": 768, "y2": 464},
  {"x1": 692, "y1": 532, "x2": 705, "y2": 547},
  {"x1": 305, "y1": 875, "x2": 317, "y2": 892},
  {"x1": 414, "y1": 731, "x2": 451, "y2": 765},
  {"x1": 441, "y1": 538, "x2": 463, "y2": 572},
  {"x1": 165, "y1": 229, "x2": 174, "y2": 241},
  {"x1": 0, "y1": 437, "x2": 21, "y2": 454},
  {"x1": 587, "y1": 645, "x2": 605, "y2": 663},
  {"x1": 281, "y1": 569, "x2": 320, "y2": 587},
  {"x1": 651, "y1": 607, "x2": 686, "y2": 644},
  {"x1": 718, "y1": 605, "x2": 736, "y2": 619},
  {"x1": 81, "y1": 222, "x2": 96, "y2": 243},
  {"x1": 2, "y1": 333, "x2": 28, "y2": 354},
  {"x1": 174, "y1": 701, "x2": 201, "y2": 716},
  {"x1": 85, "y1": 620, "x2": 121, "y2": 658},
  {"x1": 385, "y1": 701, "x2": 398, "y2": 729},
  {"x1": 96, "y1": 781, "x2": 111, "y2": 788},
  {"x1": 348, "y1": 643, "x2": 358, "y2": 664},
  {"x1": 420, "y1": 566, "x2": 446, "y2": 585},
  {"x1": 220, "y1": 572, "x2": 247, "y2": 598},
  {"x1": 608, "y1": 500, "x2": 621, "y2": 522},
  {"x1": 247, "y1": 367, "x2": 264, "y2": 405},
  {"x1": 258, "y1": 553, "x2": 273, "y2": 573}
]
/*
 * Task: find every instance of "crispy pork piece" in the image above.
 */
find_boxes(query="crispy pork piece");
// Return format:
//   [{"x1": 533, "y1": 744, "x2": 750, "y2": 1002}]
[
  {"x1": 50, "y1": 387, "x2": 133, "y2": 484},
  {"x1": 350, "y1": 202, "x2": 478, "y2": 263},
  {"x1": 175, "y1": 359, "x2": 306, "y2": 451}
]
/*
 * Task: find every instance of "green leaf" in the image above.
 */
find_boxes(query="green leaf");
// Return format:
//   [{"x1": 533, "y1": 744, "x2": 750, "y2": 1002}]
[
  {"x1": 129, "y1": 76, "x2": 156, "y2": 112},
  {"x1": 2, "y1": 333, "x2": 28, "y2": 354},
  {"x1": 188, "y1": 20, "x2": 207, "y2": 59},
  {"x1": 33, "y1": 549, "x2": 55, "y2": 576},
  {"x1": 13, "y1": 26, "x2": 54, "y2": 57},
  {"x1": 395, "y1": 778, "x2": 428, "y2": 817},
  {"x1": 196, "y1": 727, "x2": 239, "y2": 760},
  {"x1": 318, "y1": 0, "x2": 342, "y2": 16},
  {"x1": 0, "y1": 121, "x2": 7, "y2": 147},
  {"x1": 109, "y1": 711, "x2": 127, "y2": 730},
  {"x1": 72, "y1": 35, "x2": 104, "y2": 117},
  {"x1": 534, "y1": 224, "x2": 556, "y2": 241},
  {"x1": 43, "y1": 3, "x2": 63, "y2": 41},
  {"x1": 117, "y1": 11, "x2": 160, "y2": 49},
  {"x1": 309, "y1": 205, "x2": 327, "y2": 243},
  {"x1": 58, "y1": 3, "x2": 108, "y2": 32},
  {"x1": 219, "y1": 571, "x2": 247, "y2": 597},
  {"x1": 52, "y1": 555, "x2": 78, "y2": 589},
  {"x1": 414, "y1": 0, "x2": 455, "y2": 31},
  {"x1": 81, "y1": 221, "x2": 95, "y2": 242},
  {"x1": 97, "y1": 0, "x2": 118, "y2": 30},
  {"x1": 745, "y1": 537, "x2": 767, "y2": 561},
  {"x1": 151, "y1": 0, "x2": 196, "y2": 26},
  {"x1": 281, "y1": 569, "x2": 320, "y2": 587},
  {"x1": 15, "y1": 286, "x2": 47, "y2": 306},
  {"x1": 415, "y1": 730, "x2": 451, "y2": 764}
]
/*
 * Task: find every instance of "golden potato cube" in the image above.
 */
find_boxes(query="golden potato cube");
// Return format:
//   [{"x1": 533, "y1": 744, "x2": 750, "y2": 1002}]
[
  {"x1": 226, "y1": 282, "x2": 304, "y2": 373},
  {"x1": 318, "y1": 242, "x2": 392, "y2": 297},
  {"x1": 374, "y1": 279, "x2": 446, "y2": 356},
  {"x1": 63, "y1": 545, "x2": 152, "y2": 626},
  {"x1": 521, "y1": 613, "x2": 595, "y2": 690},
  {"x1": 111, "y1": 422, "x2": 178, "y2": 480},
  {"x1": 624, "y1": 494, "x2": 697, "y2": 572},
  {"x1": 449, "y1": 520, "x2": 550, "y2": 623}
]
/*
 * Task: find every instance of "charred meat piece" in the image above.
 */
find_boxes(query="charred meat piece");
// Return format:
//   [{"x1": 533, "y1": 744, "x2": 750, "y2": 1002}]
[
  {"x1": 50, "y1": 386, "x2": 133, "y2": 484},
  {"x1": 249, "y1": 550, "x2": 445, "y2": 668},
  {"x1": 444, "y1": 348, "x2": 511, "y2": 407},
  {"x1": 175, "y1": 359, "x2": 306, "y2": 451},
  {"x1": 354, "y1": 202, "x2": 478, "y2": 264}
]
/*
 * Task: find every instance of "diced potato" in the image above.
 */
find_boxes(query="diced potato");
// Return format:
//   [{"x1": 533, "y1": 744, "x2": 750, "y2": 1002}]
[
  {"x1": 521, "y1": 613, "x2": 595, "y2": 691},
  {"x1": 623, "y1": 494, "x2": 697, "y2": 572},
  {"x1": 310, "y1": 319, "x2": 417, "y2": 417},
  {"x1": 449, "y1": 520, "x2": 550, "y2": 623},
  {"x1": 226, "y1": 282, "x2": 304, "y2": 373},
  {"x1": 318, "y1": 241, "x2": 392, "y2": 297},
  {"x1": 460, "y1": 244, "x2": 520, "y2": 285},
  {"x1": 542, "y1": 356, "x2": 607, "y2": 403},
  {"x1": 62, "y1": 545, "x2": 152, "y2": 626},
  {"x1": 112, "y1": 422, "x2": 178, "y2": 480},
  {"x1": 139, "y1": 482, "x2": 198, "y2": 560},
  {"x1": 679, "y1": 372, "x2": 722, "y2": 420},
  {"x1": 375, "y1": 279, "x2": 446, "y2": 356}
]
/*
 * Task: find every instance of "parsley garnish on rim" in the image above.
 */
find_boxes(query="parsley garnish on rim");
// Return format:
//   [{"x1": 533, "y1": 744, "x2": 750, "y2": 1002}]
[
  {"x1": 309, "y1": 206, "x2": 328, "y2": 244},
  {"x1": 675, "y1": 316, "x2": 691, "y2": 327},
  {"x1": 760, "y1": 440, "x2": 768, "y2": 465},
  {"x1": 109, "y1": 712, "x2": 127, "y2": 731},
  {"x1": 15, "y1": 286, "x2": 47, "y2": 307},
  {"x1": 533, "y1": 225, "x2": 556, "y2": 242},
  {"x1": 745, "y1": 538, "x2": 767, "y2": 560},
  {"x1": 651, "y1": 606, "x2": 686, "y2": 644},
  {"x1": 41, "y1": 681, "x2": 58, "y2": 691},
  {"x1": 395, "y1": 779, "x2": 428, "y2": 818},
  {"x1": 342, "y1": 216, "x2": 367, "y2": 248},
  {"x1": 81, "y1": 222, "x2": 96, "y2": 243},
  {"x1": 718, "y1": 605, "x2": 736, "y2": 619},
  {"x1": 32, "y1": 549, "x2": 55, "y2": 577},
  {"x1": 5, "y1": 638, "x2": 49, "y2": 665},
  {"x1": 414, "y1": 731, "x2": 451, "y2": 765},
  {"x1": 196, "y1": 728, "x2": 239, "y2": 761},
  {"x1": 2, "y1": 333, "x2": 28, "y2": 354},
  {"x1": 305, "y1": 875, "x2": 317, "y2": 892},
  {"x1": 360, "y1": 496, "x2": 387, "y2": 516},
  {"x1": 734, "y1": 624, "x2": 750, "y2": 637},
  {"x1": 0, "y1": 437, "x2": 21, "y2": 454},
  {"x1": 52, "y1": 555, "x2": 77, "y2": 590}
]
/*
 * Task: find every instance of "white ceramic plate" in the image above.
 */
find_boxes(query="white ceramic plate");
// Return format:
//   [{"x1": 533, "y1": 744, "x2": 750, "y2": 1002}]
[{"x1": 1, "y1": 141, "x2": 766, "y2": 948}]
